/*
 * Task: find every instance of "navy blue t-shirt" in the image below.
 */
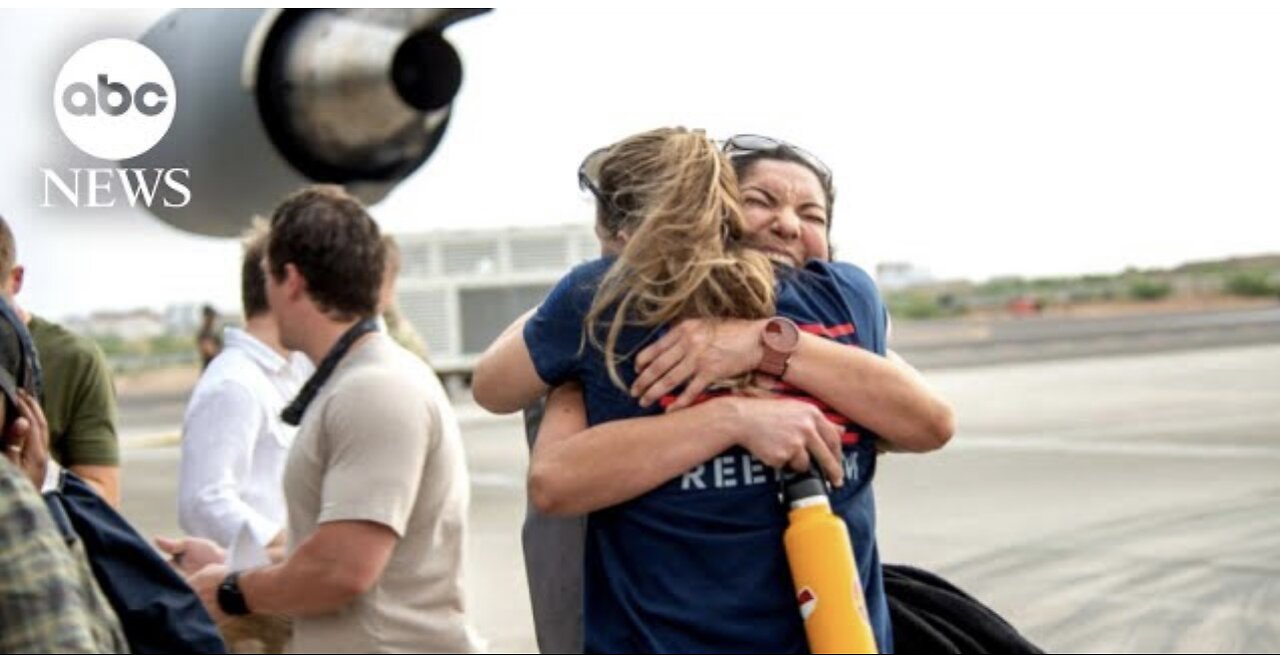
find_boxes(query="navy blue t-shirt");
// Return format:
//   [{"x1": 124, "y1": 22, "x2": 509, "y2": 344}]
[{"x1": 525, "y1": 257, "x2": 894, "y2": 654}]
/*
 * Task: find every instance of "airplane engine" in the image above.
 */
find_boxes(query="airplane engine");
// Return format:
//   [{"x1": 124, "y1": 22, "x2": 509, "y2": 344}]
[{"x1": 127, "y1": 8, "x2": 487, "y2": 236}]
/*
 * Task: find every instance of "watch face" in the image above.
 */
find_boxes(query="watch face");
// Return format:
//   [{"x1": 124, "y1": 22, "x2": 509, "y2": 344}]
[{"x1": 763, "y1": 317, "x2": 800, "y2": 353}]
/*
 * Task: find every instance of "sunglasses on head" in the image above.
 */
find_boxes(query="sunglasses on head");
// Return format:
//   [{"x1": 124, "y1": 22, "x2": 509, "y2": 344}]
[
  {"x1": 578, "y1": 144, "x2": 639, "y2": 221},
  {"x1": 721, "y1": 134, "x2": 833, "y2": 189},
  {"x1": 577, "y1": 146, "x2": 613, "y2": 212},
  {"x1": 577, "y1": 133, "x2": 833, "y2": 216}
]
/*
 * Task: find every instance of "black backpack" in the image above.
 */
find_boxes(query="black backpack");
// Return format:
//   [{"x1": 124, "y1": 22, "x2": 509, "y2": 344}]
[{"x1": 44, "y1": 470, "x2": 228, "y2": 654}]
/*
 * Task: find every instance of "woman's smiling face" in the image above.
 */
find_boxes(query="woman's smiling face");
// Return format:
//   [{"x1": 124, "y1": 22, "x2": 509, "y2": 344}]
[{"x1": 738, "y1": 158, "x2": 831, "y2": 266}]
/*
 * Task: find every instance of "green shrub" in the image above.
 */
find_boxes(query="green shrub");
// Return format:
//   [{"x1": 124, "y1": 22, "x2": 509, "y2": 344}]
[
  {"x1": 1224, "y1": 271, "x2": 1278, "y2": 297},
  {"x1": 1128, "y1": 278, "x2": 1172, "y2": 301},
  {"x1": 887, "y1": 292, "x2": 967, "y2": 320}
]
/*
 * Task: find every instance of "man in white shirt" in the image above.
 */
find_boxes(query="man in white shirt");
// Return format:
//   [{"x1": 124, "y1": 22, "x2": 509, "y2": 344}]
[{"x1": 174, "y1": 223, "x2": 313, "y2": 553}]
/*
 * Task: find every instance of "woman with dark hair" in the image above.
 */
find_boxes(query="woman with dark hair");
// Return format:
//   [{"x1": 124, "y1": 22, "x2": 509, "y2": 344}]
[{"x1": 474, "y1": 129, "x2": 953, "y2": 653}]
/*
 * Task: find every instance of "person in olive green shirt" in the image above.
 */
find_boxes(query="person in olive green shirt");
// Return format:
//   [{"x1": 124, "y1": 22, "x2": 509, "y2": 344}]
[{"x1": 0, "y1": 216, "x2": 120, "y2": 506}]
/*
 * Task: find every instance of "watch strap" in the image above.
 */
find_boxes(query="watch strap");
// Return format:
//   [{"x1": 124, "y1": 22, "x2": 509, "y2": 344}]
[{"x1": 217, "y1": 570, "x2": 251, "y2": 616}]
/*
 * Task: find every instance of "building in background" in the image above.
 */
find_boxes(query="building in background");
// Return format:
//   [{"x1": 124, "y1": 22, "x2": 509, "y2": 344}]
[
  {"x1": 163, "y1": 303, "x2": 211, "y2": 335},
  {"x1": 65, "y1": 309, "x2": 169, "y2": 341},
  {"x1": 876, "y1": 261, "x2": 936, "y2": 292},
  {"x1": 393, "y1": 223, "x2": 598, "y2": 389}
]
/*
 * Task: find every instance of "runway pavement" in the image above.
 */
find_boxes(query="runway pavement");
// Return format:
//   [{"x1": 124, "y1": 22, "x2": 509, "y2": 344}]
[
  {"x1": 117, "y1": 339, "x2": 1280, "y2": 653},
  {"x1": 890, "y1": 305, "x2": 1280, "y2": 368}
]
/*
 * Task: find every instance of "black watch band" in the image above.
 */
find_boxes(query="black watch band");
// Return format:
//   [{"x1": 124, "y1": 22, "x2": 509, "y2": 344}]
[{"x1": 217, "y1": 571, "x2": 251, "y2": 616}]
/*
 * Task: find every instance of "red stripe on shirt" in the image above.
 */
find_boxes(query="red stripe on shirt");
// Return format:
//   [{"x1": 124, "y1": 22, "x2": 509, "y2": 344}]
[{"x1": 798, "y1": 323, "x2": 855, "y2": 338}]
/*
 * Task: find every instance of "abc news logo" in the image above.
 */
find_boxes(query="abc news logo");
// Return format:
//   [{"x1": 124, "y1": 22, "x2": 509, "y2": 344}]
[
  {"x1": 42, "y1": 38, "x2": 190, "y2": 209},
  {"x1": 60, "y1": 75, "x2": 169, "y2": 117}
]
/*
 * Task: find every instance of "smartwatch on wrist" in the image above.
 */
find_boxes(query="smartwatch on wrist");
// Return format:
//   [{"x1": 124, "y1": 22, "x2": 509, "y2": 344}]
[
  {"x1": 758, "y1": 317, "x2": 800, "y2": 378},
  {"x1": 217, "y1": 571, "x2": 251, "y2": 616}
]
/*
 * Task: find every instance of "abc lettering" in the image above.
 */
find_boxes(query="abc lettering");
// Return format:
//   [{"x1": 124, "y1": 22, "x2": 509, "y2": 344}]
[{"x1": 62, "y1": 75, "x2": 168, "y2": 117}]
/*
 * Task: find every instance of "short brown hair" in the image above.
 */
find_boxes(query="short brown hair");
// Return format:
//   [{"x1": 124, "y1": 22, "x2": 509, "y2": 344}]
[
  {"x1": 266, "y1": 185, "x2": 385, "y2": 320},
  {"x1": 0, "y1": 215, "x2": 16, "y2": 279},
  {"x1": 240, "y1": 218, "x2": 270, "y2": 318}
]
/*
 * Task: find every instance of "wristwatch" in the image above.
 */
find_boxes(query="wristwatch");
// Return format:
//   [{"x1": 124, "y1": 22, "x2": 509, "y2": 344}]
[
  {"x1": 758, "y1": 317, "x2": 800, "y2": 378},
  {"x1": 217, "y1": 571, "x2": 251, "y2": 616}
]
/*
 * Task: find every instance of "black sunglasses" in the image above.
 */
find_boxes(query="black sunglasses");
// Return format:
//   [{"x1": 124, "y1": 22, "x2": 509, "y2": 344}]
[
  {"x1": 577, "y1": 146, "x2": 619, "y2": 215},
  {"x1": 721, "y1": 134, "x2": 834, "y2": 188},
  {"x1": 578, "y1": 133, "x2": 833, "y2": 216}
]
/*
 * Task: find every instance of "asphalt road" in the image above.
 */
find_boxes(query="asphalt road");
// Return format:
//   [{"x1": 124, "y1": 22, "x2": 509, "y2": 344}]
[
  {"x1": 890, "y1": 305, "x2": 1280, "y2": 368},
  {"x1": 118, "y1": 340, "x2": 1280, "y2": 653}
]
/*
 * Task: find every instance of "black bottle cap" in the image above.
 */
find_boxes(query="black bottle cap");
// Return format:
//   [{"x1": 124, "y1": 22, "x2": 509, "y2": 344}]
[{"x1": 782, "y1": 467, "x2": 829, "y2": 505}]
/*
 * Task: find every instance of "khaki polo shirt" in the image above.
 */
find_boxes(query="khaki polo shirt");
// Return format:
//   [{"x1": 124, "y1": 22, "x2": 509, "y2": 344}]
[{"x1": 282, "y1": 334, "x2": 480, "y2": 653}]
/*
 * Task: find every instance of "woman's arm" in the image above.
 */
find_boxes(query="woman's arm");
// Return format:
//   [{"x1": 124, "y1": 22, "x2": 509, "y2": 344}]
[
  {"x1": 471, "y1": 308, "x2": 549, "y2": 414},
  {"x1": 529, "y1": 382, "x2": 846, "y2": 516},
  {"x1": 630, "y1": 319, "x2": 954, "y2": 453},
  {"x1": 786, "y1": 341, "x2": 954, "y2": 453}
]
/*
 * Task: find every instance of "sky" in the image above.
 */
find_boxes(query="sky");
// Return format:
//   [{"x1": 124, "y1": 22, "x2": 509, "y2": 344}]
[{"x1": 2, "y1": 2, "x2": 1279, "y2": 320}]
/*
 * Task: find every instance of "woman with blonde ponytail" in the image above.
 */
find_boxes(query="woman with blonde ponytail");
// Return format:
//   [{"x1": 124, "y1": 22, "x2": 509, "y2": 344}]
[
  {"x1": 582, "y1": 128, "x2": 776, "y2": 390},
  {"x1": 473, "y1": 128, "x2": 953, "y2": 653}
]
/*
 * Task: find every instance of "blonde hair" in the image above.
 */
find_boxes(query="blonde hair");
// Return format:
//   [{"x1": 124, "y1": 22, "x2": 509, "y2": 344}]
[{"x1": 584, "y1": 127, "x2": 776, "y2": 389}]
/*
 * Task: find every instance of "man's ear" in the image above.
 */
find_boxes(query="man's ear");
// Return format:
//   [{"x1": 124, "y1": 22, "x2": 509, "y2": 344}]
[
  {"x1": 284, "y1": 263, "x2": 307, "y2": 301},
  {"x1": 10, "y1": 265, "x2": 24, "y2": 296}
]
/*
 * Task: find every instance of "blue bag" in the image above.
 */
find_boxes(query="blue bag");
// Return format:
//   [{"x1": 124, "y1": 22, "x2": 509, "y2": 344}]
[{"x1": 44, "y1": 470, "x2": 228, "y2": 654}]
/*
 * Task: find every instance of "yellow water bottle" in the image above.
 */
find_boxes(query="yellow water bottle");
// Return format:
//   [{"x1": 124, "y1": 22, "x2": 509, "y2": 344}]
[{"x1": 782, "y1": 469, "x2": 878, "y2": 654}]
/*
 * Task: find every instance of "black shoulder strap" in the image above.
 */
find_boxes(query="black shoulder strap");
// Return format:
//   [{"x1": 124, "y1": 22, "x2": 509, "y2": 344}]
[{"x1": 281, "y1": 318, "x2": 380, "y2": 426}]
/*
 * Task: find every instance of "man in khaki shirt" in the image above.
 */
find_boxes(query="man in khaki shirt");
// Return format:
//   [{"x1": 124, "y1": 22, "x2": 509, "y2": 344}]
[{"x1": 188, "y1": 186, "x2": 481, "y2": 653}]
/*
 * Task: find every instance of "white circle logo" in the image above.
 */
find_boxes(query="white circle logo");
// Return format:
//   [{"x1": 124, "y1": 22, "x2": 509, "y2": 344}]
[{"x1": 54, "y1": 38, "x2": 176, "y2": 161}]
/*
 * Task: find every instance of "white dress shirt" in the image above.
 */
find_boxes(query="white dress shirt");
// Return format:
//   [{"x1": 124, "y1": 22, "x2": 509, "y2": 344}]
[{"x1": 178, "y1": 327, "x2": 313, "y2": 549}]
